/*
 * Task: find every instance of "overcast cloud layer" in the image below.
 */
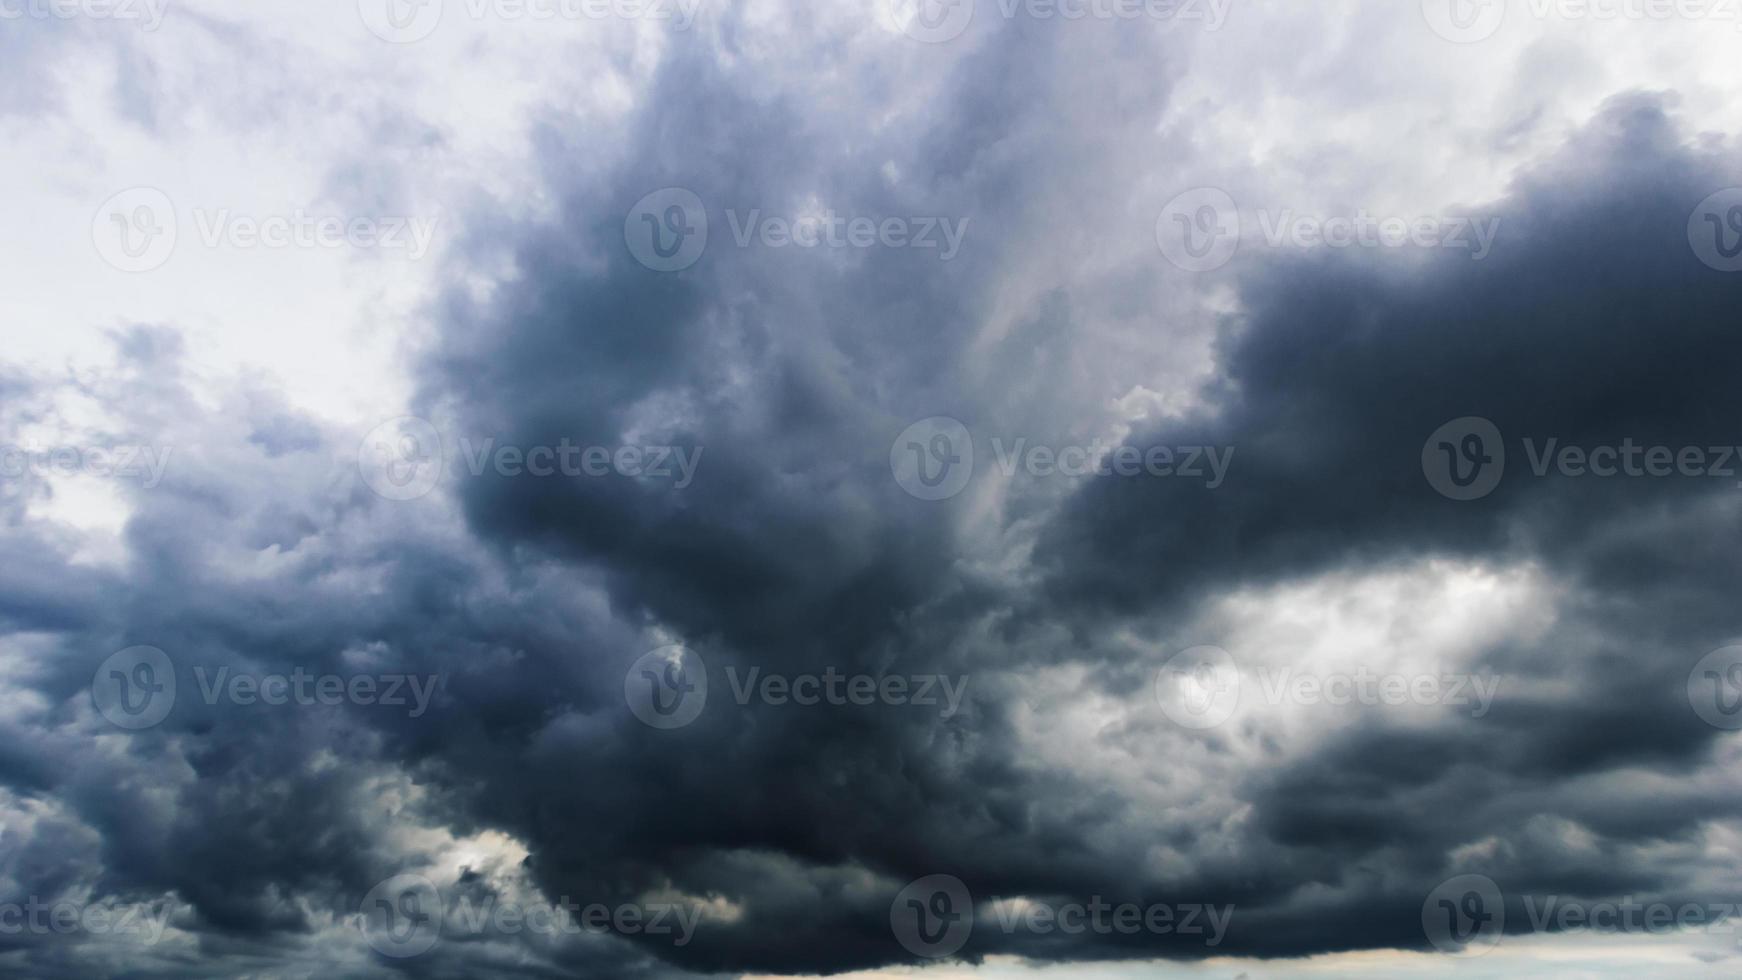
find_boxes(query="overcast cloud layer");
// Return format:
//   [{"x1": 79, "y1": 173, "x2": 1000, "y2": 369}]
[{"x1": 3, "y1": 1, "x2": 1742, "y2": 977}]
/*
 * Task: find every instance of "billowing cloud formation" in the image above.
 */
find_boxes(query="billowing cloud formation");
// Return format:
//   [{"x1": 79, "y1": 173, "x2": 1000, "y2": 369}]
[{"x1": 4, "y1": 3, "x2": 1742, "y2": 979}]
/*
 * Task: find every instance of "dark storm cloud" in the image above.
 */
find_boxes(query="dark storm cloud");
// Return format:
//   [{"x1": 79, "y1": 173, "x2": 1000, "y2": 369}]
[
  {"x1": 389, "y1": 16, "x2": 1212, "y2": 976},
  {"x1": 1043, "y1": 93, "x2": 1742, "y2": 618},
  {"x1": 1019, "y1": 91, "x2": 1742, "y2": 955},
  {"x1": 0, "y1": 325, "x2": 705, "y2": 978},
  {"x1": 406, "y1": 79, "x2": 1742, "y2": 972}
]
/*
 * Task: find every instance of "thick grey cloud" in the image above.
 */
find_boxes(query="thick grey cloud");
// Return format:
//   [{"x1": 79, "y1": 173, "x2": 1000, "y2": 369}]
[{"x1": 406, "y1": 61, "x2": 1741, "y2": 973}]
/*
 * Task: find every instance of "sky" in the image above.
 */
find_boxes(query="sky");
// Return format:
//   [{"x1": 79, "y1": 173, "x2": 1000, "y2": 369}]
[{"x1": 3, "y1": 0, "x2": 1742, "y2": 977}]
